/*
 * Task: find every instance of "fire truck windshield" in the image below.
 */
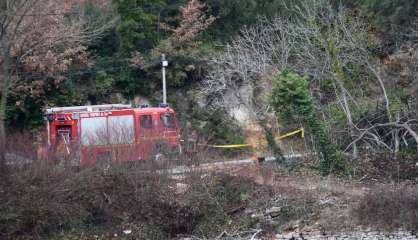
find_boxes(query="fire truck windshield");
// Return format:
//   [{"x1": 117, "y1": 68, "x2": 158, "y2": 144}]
[{"x1": 160, "y1": 113, "x2": 176, "y2": 128}]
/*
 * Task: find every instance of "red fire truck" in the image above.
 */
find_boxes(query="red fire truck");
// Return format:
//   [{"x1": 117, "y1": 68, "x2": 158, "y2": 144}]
[{"x1": 40, "y1": 104, "x2": 181, "y2": 166}]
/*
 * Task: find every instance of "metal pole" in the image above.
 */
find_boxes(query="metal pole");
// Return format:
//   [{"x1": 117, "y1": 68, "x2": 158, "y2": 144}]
[
  {"x1": 46, "y1": 121, "x2": 51, "y2": 146},
  {"x1": 161, "y1": 54, "x2": 167, "y2": 104}
]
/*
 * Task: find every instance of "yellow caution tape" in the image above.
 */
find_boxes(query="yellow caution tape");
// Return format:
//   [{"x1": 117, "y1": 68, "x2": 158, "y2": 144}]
[
  {"x1": 277, "y1": 128, "x2": 304, "y2": 140},
  {"x1": 206, "y1": 144, "x2": 252, "y2": 148},
  {"x1": 200, "y1": 128, "x2": 304, "y2": 149}
]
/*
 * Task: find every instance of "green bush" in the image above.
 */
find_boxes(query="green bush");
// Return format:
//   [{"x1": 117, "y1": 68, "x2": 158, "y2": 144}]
[
  {"x1": 187, "y1": 104, "x2": 244, "y2": 145},
  {"x1": 270, "y1": 71, "x2": 345, "y2": 175},
  {"x1": 353, "y1": 0, "x2": 418, "y2": 33}
]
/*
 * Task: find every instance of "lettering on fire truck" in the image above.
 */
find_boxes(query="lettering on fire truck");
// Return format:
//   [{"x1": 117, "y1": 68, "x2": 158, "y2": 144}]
[{"x1": 79, "y1": 112, "x2": 111, "y2": 118}]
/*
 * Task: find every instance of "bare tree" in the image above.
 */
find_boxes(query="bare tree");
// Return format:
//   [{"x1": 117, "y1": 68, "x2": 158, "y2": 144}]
[
  {"x1": 201, "y1": 18, "x2": 296, "y2": 159},
  {"x1": 201, "y1": 0, "x2": 418, "y2": 158},
  {"x1": 0, "y1": 0, "x2": 115, "y2": 167}
]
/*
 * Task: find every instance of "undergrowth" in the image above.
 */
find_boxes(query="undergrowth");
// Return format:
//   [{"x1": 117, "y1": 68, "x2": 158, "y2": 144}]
[
  {"x1": 351, "y1": 184, "x2": 418, "y2": 231},
  {"x1": 0, "y1": 163, "x2": 271, "y2": 240}
]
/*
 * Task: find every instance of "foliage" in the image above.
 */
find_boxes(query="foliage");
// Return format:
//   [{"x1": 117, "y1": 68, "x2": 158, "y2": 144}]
[
  {"x1": 352, "y1": 0, "x2": 418, "y2": 37},
  {"x1": 0, "y1": 0, "x2": 115, "y2": 165},
  {"x1": 148, "y1": 0, "x2": 216, "y2": 89},
  {"x1": 4, "y1": 0, "x2": 418, "y2": 168},
  {"x1": 187, "y1": 104, "x2": 243, "y2": 145},
  {"x1": 113, "y1": 0, "x2": 167, "y2": 52},
  {"x1": 161, "y1": 0, "x2": 215, "y2": 45},
  {"x1": 270, "y1": 72, "x2": 313, "y2": 122},
  {"x1": 201, "y1": 0, "x2": 301, "y2": 42},
  {"x1": 202, "y1": 0, "x2": 418, "y2": 163},
  {"x1": 270, "y1": 71, "x2": 344, "y2": 175}
]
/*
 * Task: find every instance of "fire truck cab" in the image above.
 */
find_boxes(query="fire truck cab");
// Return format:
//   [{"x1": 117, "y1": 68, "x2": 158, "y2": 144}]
[{"x1": 42, "y1": 104, "x2": 180, "y2": 166}]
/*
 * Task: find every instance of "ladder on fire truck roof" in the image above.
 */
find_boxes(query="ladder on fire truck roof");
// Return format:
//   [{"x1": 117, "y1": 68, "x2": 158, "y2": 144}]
[{"x1": 45, "y1": 104, "x2": 132, "y2": 114}]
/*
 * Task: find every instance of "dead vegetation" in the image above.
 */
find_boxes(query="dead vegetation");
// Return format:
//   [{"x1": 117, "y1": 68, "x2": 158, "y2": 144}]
[
  {"x1": 1, "y1": 155, "x2": 417, "y2": 239},
  {"x1": 0, "y1": 160, "x2": 274, "y2": 240},
  {"x1": 351, "y1": 184, "x2": 418, "y2": 231},
  {"x1": 354, "y1": 150, "x2": 418, "y2": 182},
  {"x1": 1, "y1": 132, "x2": 417, "y2": 239}
]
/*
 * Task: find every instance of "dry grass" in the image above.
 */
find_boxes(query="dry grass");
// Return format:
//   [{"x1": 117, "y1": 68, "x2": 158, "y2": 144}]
[
  {"x1": 0, "y1": 158, "x2": 275, "y2": 240},
  {"x1": 354, "y1": 151, "x2": 418, "y2": 182},
  {"x1": 0, "y1": 163, "x2": 180, "y2": 239},
  {"x1": 351, "y1": 184, "x2": 418, "y2": 231},
  {"x1": 3, "y1": 131, "x2": 417, "y2": 239}
]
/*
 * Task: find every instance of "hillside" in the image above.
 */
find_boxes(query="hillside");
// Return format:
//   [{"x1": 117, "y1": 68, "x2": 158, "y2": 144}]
[{"x1": 0, "y1": 0, "x2": 418, "y2": 239}]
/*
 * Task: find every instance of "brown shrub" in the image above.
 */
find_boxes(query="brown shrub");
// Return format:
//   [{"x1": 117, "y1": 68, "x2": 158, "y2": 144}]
[
  {"x1": 0, "y1": 163, "x2": 194, "y2": 239},
  {"x1": 0, "y1": 162, "x2": 272, "y2": 239},
  {"x1": 356, "y1": 150, "x2": 418, "y2": 182},
  {"x1": 4, "y1": 131, "x2": 37, "y2": 165},
  {"x1": 351, "y1": 184, "x2": 418, "y2": 231}
]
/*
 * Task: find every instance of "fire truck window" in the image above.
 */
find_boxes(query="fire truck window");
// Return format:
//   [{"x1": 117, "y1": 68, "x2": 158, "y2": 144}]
[
  {"x1": 80, "y1": 117, "x2": 108, "y2": 146},
  {"x1": 140, "y1": 115, "x2": 152, "y2": 129},
  {"x1": 57, "y1": 128, "x2": 71, "y2": 143},
  {"x1": 108, "y1": 115, "x2": 135, "y2": 144},
  {"x1": 160, "y1": 113, "x2": 175, "y2": 128}
]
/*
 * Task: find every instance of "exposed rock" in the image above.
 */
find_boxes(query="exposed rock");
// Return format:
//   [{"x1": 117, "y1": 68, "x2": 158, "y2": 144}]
[
  {"x1": 275, "y1": 228, "x2": 418, "y2": 240},
  {"x1": 266, "y1": 206, "x2": 282, "y2": 218},
  {"x1": 251, "y1": 212, "x2": 265, "y2": 219},
  {"x1": 266, "y1": 206, "x2": 282, "y2": 214},
  {"x1": 175, "y1": 182, "x2": 189, "y2": 194},
  {"x1": 134, "y1": 95, "x2": 151, "y2": 106}
]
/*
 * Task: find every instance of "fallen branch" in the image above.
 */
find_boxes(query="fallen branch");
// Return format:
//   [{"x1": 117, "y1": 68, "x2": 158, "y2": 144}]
[{"x1": 346, "y1": 120, "x2": 418, "y2": 152}]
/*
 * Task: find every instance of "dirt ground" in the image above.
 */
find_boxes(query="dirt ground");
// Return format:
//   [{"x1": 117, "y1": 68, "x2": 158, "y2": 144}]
[{"x1": 200, "y1": 161, "x2": 417, "y2": 239}]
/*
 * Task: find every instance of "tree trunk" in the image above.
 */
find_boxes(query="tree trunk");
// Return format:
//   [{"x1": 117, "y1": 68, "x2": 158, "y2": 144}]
[
  {"x1": 0, "y1": 92, "x2": 8, "y2": 170},
  {"x1": 0, "y1": 45, "x2": 11, "y2": 170},
  {"x1": 259, "y1": 120, "x2": 285, "y2": 163},
  {"x1": 332, "y1": 73, "x2": 358, "y2": 158},
  {"x1": 327, "y1": 30, "x2": 358, "y2": 158},
  {"x1": 367, "y1": 62, "x2": 391, "y2": 118}
]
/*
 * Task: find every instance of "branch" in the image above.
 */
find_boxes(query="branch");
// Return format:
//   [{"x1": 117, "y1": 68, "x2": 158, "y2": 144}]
[{"x1": 345, "y1": 120, "x2": 418, "y2": 152}]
